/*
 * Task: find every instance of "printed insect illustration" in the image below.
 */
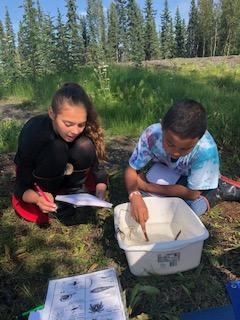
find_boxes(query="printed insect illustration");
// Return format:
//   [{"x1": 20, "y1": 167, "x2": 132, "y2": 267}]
[
  {"x1": 89, "y1": 301, "x2": 104, "y2": 313},
  {"x1": 90, "y1": 285, "x2": 114, "y2": 293},
  {"x1": 60, "y1": 293, "x2": 72, "y2": 302},
  {"x1": 71, "y1": 306, "x2": 79, "y2": 311}
]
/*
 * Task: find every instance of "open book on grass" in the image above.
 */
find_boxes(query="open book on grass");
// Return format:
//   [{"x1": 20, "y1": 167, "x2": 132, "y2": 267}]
[
  {"x1": 28, "y1": 268, "x2": 127, "y2": 320},
  {"x1": 55, "y1": 193, "x2": 113, "y2": 208}
]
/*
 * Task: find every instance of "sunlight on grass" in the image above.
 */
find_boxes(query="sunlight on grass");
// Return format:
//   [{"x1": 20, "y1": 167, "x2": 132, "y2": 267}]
[{"x1": 0, "y1": 63, "x2": 239, "y2": 154}]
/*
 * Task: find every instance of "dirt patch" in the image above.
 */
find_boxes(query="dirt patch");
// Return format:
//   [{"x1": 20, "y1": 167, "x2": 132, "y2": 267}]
[
  {"x1": 143, "y1": 55, "x2": 240, "y2": 69},
  {"x1": 217, "y1": 201, "x2": 240, "y2": 221},
  {"x1": 0, "y1": 100, "x2": 40, "y2": 122}
]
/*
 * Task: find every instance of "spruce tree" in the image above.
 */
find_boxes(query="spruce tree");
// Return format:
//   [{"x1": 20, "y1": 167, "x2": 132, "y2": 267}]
[
  {"x1": 38, "y1": 14, "x2": 56, "y2": 75},
  {"x1": 107, "y1": 2, "x2": 119, "y2": 62},
  {"x1": 160, "y1": 0, "x2": 174, "y2": 58},
  {"x1": 127, "y1": 0, "x2": 145, "y2": 65},
  {"x1": 65, "y1": 0, "x2": 84, "y2": 70},
  {"x1": 55, "y1": 9, "x2": 69, "y2": 72},
  {"x1": 174, "y1": 7, "x2": 186, "y2": 57},
  {"x1": 0, "y1": 21, "x2": 5, "y2": 76},
  {"x1": 3, "y1": 8, "x2": 17, "y2": 83},
  {"x1": 86, "y1": 0, "x2": 106, "y2": 65},
  {"x1": 34, "y1": 0, "x2": 56, "y2": 75},
  {"x1": 80, "y1": 15, "x2": 89, "y2": 62},
  {"x1": 114, "y1": 0, "x2": 128, "y2": 61},
  {"x1": 17, "y1": 0, "x2": 40, "y2": 80},
  {"x1": 36, "y1": 0, "x2": 44, "y2": 27},
  {"x1": 187, "y1": 0, "x2": 199, "y2": 57},
  {"x1": 143, "y1": 0, "x2": 160, "y2": 60}
]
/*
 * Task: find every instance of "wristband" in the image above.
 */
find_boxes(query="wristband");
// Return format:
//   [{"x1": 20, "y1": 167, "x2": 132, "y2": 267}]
[{"x1": 128, "y1": 190, "x2": 141, "y2": 200}]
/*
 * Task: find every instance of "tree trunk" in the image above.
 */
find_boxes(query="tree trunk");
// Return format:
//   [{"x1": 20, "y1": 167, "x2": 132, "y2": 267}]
[
  {"x1": 213, "y1": 25, "x2": 218, "y2": 56},
  {"x1": 224, "y1": 29, "x2": 231, "y2": 56},
  {"x1": 202, "y1": 37, "x2": 206, "y2": 57}
]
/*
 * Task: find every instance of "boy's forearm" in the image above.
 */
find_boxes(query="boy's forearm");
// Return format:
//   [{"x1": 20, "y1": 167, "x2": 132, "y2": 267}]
[
  {"x1": 124, "y1": 166, "x2": 139, "y2": 194},
  {"x1": 137, "y1": 178, "x2": 201, "y2": 200}
]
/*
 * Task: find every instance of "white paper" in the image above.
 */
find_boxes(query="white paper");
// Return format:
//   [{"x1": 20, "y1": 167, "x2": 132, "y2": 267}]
[
  {"x1": 55, "y1": 193, "x2": 113, "y2": 208},
  {"x1": 146, "y1": 162, "x2": 181, "y2": 185},
  {"x1": 41, "y1": 268, "x2": 127, "y2": 320}
]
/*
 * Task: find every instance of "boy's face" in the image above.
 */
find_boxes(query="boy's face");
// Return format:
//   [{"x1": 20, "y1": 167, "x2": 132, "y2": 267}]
[{"x1": 163, "y1": 129, "x2": 199, "y2": 159}]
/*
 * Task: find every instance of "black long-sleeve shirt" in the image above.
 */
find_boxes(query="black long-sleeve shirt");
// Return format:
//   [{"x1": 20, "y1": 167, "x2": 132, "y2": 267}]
[{"x1": 14, "y1": 114, "x2": 107, "y2": 198}]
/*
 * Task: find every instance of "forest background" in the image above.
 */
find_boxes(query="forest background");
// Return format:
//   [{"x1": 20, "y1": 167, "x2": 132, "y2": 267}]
[{"x1": 1, "y1": 0, "x2": 240, "y2": 87}]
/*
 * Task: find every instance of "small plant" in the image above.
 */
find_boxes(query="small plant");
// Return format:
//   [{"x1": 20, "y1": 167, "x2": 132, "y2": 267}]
[
  {"x1": 127, "y1": 283, "x2": 160, "y2": 317},
  {"x1": 94, "y1": 64, "x2": 111, "y2": 100},
  {"x1": 0, "y1": 119, "x2": 22, "y2": 152}
]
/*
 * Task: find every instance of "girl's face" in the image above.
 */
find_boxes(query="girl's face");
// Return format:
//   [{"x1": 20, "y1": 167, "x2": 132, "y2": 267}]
[
  {"x1": 49, "y1": 102, "x2": 87, "y2": 142},
  {"x1": 162, "y1": 129, "x2": 199, "y2": 159}
]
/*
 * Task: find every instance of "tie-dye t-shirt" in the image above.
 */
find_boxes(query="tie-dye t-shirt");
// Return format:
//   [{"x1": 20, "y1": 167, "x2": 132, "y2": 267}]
[{"x1": 129, "y1": 123, "x2": 220, "y2": 190}]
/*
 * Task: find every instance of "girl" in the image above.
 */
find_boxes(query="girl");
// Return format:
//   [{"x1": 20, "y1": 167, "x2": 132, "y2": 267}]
[{"x1": 12, "y1": 82, "x2": 108, "y2": 223}]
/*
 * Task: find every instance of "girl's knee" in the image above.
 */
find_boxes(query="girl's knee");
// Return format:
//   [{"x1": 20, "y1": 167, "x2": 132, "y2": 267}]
[{"x1": 69, "y1": 136, "x2": 96, "y2": 168}]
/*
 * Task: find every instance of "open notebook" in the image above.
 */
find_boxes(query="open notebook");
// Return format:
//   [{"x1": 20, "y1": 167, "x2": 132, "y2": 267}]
[{"x1": 55, "y1": 193, "x2": 113, "y2": 208}]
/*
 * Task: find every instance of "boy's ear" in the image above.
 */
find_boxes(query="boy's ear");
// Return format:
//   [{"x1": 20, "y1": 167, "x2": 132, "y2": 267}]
[{"x1": 48, "y1": 107, "x2": 55, "y2": 120}]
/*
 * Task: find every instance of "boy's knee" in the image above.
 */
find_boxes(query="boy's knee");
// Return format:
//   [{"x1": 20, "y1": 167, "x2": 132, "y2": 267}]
[{"x1": 186, "y1": 196, "x2": 209, "y2": 216}]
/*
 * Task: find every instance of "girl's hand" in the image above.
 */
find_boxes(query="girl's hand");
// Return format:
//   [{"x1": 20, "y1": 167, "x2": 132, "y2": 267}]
[
  {"x1": 22, "y1": 189, "x2": 57, "y2": 213},
  {"x1": 96, "y1": 183, "x2": 107, "y2": 200},
  {"x1": 36, "y1": 192, "x2": 57, "y2": 213}
]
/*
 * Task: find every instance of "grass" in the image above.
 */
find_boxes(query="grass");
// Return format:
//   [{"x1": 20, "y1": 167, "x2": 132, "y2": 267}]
[
  {"x1": 1, "y1": 61, "x2": 240, "y2": 153},
  {"x1": 1, "y1": 171, "x2": 240, "y2": 319},
  {"x1": 0, "y1": 58, "x2": 240, "y2": 319}
]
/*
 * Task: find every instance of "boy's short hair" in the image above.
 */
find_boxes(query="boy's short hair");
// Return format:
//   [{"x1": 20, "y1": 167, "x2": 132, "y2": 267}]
[{"x1": 161, "y1": 99, "x2": 207, "y2": 139}]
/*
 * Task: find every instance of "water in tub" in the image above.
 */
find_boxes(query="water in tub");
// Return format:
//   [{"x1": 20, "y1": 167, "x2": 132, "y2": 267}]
[{"x1": 120, "y1": 223, "x2": 179, "y2": 246}]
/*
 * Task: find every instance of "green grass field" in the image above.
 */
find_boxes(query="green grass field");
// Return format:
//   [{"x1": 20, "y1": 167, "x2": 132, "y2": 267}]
[{"x1": 0, "y1": 59, "x2": 240, "y2": 319}]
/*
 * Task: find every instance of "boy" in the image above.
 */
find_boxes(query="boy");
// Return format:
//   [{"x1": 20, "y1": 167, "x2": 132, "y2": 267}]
[{"x1": 124, "y1": 99, "x2": 240, "y2": 233}]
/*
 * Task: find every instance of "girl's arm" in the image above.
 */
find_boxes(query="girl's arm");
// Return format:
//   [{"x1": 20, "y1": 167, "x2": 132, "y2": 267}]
[
  {"x1": 91, "y1": 156, "x2": 108, "y2": 199},
  {"x1": 22, "y1": 189, "x2": 57, "y2": 213}
]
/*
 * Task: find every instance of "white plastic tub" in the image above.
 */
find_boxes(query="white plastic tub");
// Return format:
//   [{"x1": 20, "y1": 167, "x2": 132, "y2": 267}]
[{"x1": 114, "y1": 197, "x2": 209, "y2": 276}]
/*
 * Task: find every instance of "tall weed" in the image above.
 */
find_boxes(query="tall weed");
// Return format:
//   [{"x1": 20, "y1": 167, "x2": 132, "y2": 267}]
[{"x1": 0, "y1": 119, "x2": 22, "y2": 152}]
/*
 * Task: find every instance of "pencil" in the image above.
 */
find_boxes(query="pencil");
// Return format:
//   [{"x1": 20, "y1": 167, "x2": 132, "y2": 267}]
[
  {"x1": 34, "y1": 182, "x2": 58, "y2": 214},
  {"x1": 34, "y1": 182, "x2": 51, "y2": 202}
]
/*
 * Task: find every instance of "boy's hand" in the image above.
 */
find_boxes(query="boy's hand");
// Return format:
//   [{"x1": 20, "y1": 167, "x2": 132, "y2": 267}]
[{"x1": 129, "y1": 192, "x2": 148, "y2": 234}]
